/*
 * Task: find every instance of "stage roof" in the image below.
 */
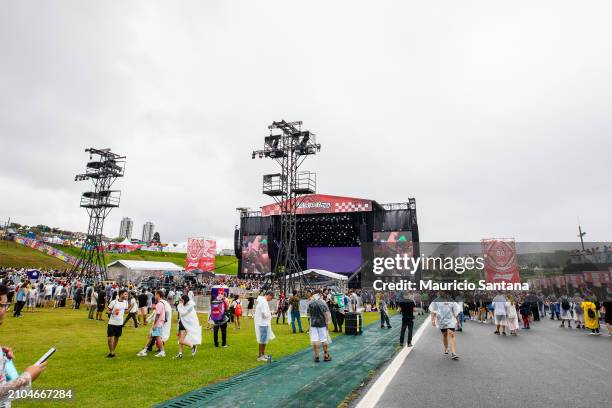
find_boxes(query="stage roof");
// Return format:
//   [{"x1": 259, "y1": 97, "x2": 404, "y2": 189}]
[{"x1": 261, "y1": 193, "x2": 375, "y2": 216}]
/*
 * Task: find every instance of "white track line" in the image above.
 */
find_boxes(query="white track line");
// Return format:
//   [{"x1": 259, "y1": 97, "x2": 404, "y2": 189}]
[{"x1": 355, "y1": 316, "x2": 431, "y2": 408}]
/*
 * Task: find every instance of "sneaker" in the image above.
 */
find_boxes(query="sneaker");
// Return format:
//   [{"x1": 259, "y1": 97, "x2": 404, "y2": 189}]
[
  {"x1": 222, "y1": 345, "x2": 228, "y2": 348},
  {"x1": 173, "y1": 353, "x2": 183, "y2": 359},
  {"x1": 451, "y1": 353, "x2": 459, "y2": 360},
  {"x1": 407, "y1": 343, "x2": 413, "y2": 347},
  {"x1": 136, "y1": 349, "x2": 148, "y2": 357},
  {"x1": 443, "y1": 350, "x2": 449, "y2": 355},
  {"x1": 256, "y1": 355, "x2": 268, "y2": 362},
  {"x1": 106, "y1": 353, "x2": 115, "y2": 358},
  {"x1": 154, "y1": 351, "x2": 166, "y2": 358},
  {"x1": 191, "y1": 346, "x2": 197, "y2": 356}
]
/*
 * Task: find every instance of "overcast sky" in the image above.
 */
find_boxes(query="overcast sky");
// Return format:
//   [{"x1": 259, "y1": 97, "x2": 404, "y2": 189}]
[{"x1": 1, "y1": 1, "x2": 610, "y2": 249}]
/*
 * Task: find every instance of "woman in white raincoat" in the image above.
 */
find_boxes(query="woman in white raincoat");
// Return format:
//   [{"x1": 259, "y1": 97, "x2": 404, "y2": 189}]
[
  {"x1": 161, "y1": 296, "x2": 172, "y2": 343},
  {"x1": 254, "y1": 292, "x2": 275, "y2": 361},
  {"x1": 175, "y1": 294, "x2": 202, "y2": 358}
]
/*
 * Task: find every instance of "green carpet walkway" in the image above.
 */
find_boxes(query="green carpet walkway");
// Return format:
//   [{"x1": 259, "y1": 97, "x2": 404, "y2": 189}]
[{"x1": 156, "y1": 314, "x2": 425, "y2": 408}]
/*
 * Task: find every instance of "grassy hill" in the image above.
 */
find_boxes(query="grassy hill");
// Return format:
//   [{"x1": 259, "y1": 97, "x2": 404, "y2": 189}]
[
  {"x1": 0, "y1": 241, "x2": 238, "y2": 275},
  {"x1": 0, "y1": 241, "x2": 72, "y2": 269}
]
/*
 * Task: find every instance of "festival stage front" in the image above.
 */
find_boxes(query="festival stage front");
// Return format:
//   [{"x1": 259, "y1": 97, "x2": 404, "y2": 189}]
[{"x1": 235, "y1": 193, "x2": 419, "y2": 286}]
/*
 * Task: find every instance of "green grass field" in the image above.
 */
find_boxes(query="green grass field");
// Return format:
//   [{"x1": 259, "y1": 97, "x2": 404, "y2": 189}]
[
  {"x1": 0, "y1": 242, "x2": 238, "y2": 275},
  {"x1": 0, "y1": 242, "x2": 71, "y2": 270},
  {"x1": 0, "y1": 305, "x2": 383, "y2": 408}
]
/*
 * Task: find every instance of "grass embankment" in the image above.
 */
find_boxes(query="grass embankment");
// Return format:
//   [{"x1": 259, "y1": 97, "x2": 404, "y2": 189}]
[
  {"x1": 0, "y1": 241, "x2": 70, "y2": 270},
  {"x1": 0, "y1": 306, "x2": 382, "y2": 407}
]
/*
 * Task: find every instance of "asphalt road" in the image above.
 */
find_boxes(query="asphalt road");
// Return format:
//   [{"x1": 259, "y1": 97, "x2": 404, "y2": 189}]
[{"x1": 374, "y1": 317, "x2": 612, "y2": 408}]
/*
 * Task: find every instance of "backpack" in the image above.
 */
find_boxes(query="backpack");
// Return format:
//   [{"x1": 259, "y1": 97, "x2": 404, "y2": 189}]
[
  {"x1": 235, "y1": 302, "x2": 242, "y2": 315},
  {"x1": 210, "y1": 299, "x2": 226, "y2": 322},
  {"x1": 561, "y1": 300, "x2": 570, "y2": 310},
  {"x1": 587, "y1": 308, "x2": 596, "y2": 319}
]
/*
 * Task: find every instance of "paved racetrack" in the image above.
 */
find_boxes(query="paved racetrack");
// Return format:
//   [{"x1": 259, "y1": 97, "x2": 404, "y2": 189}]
[{"x1": 372, "y1": 317, "x2": 611, "y2": 408}]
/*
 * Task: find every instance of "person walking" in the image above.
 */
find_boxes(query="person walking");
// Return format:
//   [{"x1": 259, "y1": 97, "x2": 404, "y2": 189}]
[
  {"x1": 398, "y1": 292, "x2": 416, "y2": 347},
  {"x1": 175, "y1": 294, "x2": 202, "y2": 358},
  {"x1": 210, "y1": 293, "x2": 229, "y2": 348},
  {"x1": 231, "y1": 294, "x2": 242, "y2": 329},
  {"x1": 582, "y1": 296, "x2": 600, "y2": 335},
  {"x1": 559, "y1": 295, "x2": 573, "y2": 328},
  {"x1": 137, "y1": 289, "x2": 148, "y2": 326},
  {"x1": 307, "y1": 289, "x2": 332, "y2": 363},
  {"x1": 95, "y1": 285, "x2": 106, "y2": 321},
  {"x1": 86, "y1": 285, "x2": 96, "y2": 320},
  {"x1": 123, "y1": 292, "x2": 139, "y2": 328},
  {"x1": 106, "y1": 289, "x2": 128, "y2": 358},
  {"x1": 255, "y1": 291, "x2": 275, "y2": 361},
  {"x1": 492, "y1": 294, "x2": 508, "y2": 336},
  {"x1": 573, "y1": 295, "x2": 584, "y2": 329},
  {"x1": 379, "y1": 295, "x2": 392, "y2": 329},
  {"x1": 137, "y1": 290, "x2": 170, "y2": 357},
  {"x1": 247, "y1": 294, "x2": 255, "y2": 318},
  {"x1": 429, "y1": 291, "x2": 460, "y2": 360},
  {"x1": 289, "y1": 291, "x2": 303, "y2": 333},
  {"x1": 506, "y1": 294, "x2": 519, "y2": 336},
  {"x1": 12, "y1": 284, "x2": 26, "y2": 318},
  {"x1": 519, "y1": 298, "x2": 531, "y2": 329}
]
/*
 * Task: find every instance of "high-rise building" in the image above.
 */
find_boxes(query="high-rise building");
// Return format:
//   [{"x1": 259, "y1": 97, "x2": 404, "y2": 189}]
[
  {"x1": 119, "y1": 217, "x2": 133, "y2": 239},
  {"x1": 142, "y1": 221, "x2": 155, "y2": 242}
]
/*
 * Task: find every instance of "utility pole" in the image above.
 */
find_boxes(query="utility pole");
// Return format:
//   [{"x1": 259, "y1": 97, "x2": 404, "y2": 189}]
[{"x1": 577, "y1": 218, "x2": 586, "y2": 251}]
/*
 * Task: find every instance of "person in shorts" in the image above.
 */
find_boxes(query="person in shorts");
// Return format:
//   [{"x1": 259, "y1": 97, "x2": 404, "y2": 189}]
[
  {"x1": 106, "y1": 289, "x2": 128, "y2": 358},
  {"x1": 254, "y1": 291, "x2": 275, "y2": 361},
  {"x1": 307, "y1": 289, "x2": 332, "y2": 363},
  {"x1": 430, "y1": 291, "x2": 460, "y2": 360}
]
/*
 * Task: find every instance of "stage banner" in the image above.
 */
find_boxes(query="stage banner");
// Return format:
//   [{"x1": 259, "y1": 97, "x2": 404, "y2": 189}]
[
  {"x1": 261, "y1": 194, "x2": 372, "y2": 216},
  {"x1": 185, "y1": 238, "x2": 216, "y2": 272},
  {"x1": 566, "y1": 274, "x2": 584, "y2": 287},
  {"x1": 481, "y1": 239, "x2": 520, "y2": 283},
  {"x1": 553, "y1": 275, "x2": 567, "y2": 287},
  {"x1": 538, "y1": 277, "x2": 549, "y2": 288}
]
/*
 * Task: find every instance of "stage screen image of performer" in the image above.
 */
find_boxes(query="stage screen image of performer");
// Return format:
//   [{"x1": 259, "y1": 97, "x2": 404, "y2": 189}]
[
  {"x1": 242, "y1": 235, "x2": 271, "y2": 274},
  {"x1": 373, "y1": 231, "x2": 413, "y2": 259}
]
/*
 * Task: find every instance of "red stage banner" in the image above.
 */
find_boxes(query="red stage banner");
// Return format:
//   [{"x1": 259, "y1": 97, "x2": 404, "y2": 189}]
[
  {"x1": 566, "y1": 274, "x2": 584, "y2": 287},
  {"x1": 539, "y1": 277, "x2": 549, "y2": 288},
  {"x1": 552, "y1": 275, "x2": 566, "y2": 287},
  {"x1": 581, "y1": 271, "x2": 610, "y2": 287},
  {"x1": 481, "y1": 239, "x2": 520, "y2": 283},
  {"x1": 185, "y1": 238, "x2": 216, "y2": 272},
  {"x1": 261, "y1": 194, "x2": 372, "y2": 216}
]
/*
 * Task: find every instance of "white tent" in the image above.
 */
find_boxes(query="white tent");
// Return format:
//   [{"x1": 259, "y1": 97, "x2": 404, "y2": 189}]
[
  {"x1": 287, "y1": 268, "x2": 348, "y2": 281},
  {"x1": 107, "y1": 260, "x2": 184, "y2": 284}
]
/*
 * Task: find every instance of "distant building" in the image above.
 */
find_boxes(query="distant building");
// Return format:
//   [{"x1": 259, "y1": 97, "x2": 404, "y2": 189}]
[
  {"x1": 142, "y1": 222, "x2": 155, "y2": 242},
  {"x1": 119, "y1": 217, "x2": 133, "y2": 239}
]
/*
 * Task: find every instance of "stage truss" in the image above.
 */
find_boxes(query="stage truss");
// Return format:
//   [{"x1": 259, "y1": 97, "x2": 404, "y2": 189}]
[
  {"x1": 71, "y1": 148, "x2": 126, "y2": 278},
  {"x1": 252, "y1": 120, "x2": 321, "y2": 293}
]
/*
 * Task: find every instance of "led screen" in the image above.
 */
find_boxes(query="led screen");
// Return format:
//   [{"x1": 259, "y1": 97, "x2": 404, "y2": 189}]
[
  {"x1": 242, "y1": 235, "x2": 270, "y2": 274},
  {"x1": 306, "y1": 247, "x2": 362, "y2": 274}
]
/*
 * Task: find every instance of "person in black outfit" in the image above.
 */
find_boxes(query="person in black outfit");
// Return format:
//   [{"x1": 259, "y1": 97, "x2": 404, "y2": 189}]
[{"x1": 398, "y1": 292, "x2": 416, "y2": 347}]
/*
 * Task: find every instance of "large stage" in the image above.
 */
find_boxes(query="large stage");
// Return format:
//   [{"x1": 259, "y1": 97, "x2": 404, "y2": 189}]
[{"x1": 234, "y1": 194, "x2": 419, "y2": 286}]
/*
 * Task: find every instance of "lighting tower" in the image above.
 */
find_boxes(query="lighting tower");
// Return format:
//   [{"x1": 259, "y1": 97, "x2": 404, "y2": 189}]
[
  {"x1": 71, "y1": 148, "x2": 126, "y2": 278},
  {"x1": 252, "y1": 120, "x2": 321, "y2": 293}
]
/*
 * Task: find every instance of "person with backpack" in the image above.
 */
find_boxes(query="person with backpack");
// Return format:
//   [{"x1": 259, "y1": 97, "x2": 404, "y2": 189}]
[
  {"x1": 231, "y1": 294, "x2": 242, "y2": 329},
  {"x1": 210, "y1": 293, "x2": 229, "y2": 347},
  {"x1": 559, "y1": 295, "x2": 573, "y2": 328},
  {"x1": 582, "y1": 296, "x2": 600, "y2": 335}
]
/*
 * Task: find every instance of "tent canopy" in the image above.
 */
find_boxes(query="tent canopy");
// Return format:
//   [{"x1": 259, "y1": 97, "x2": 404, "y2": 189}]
[{"x1": 287, "y1": 268, "x2": 348, "y2": 281}]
